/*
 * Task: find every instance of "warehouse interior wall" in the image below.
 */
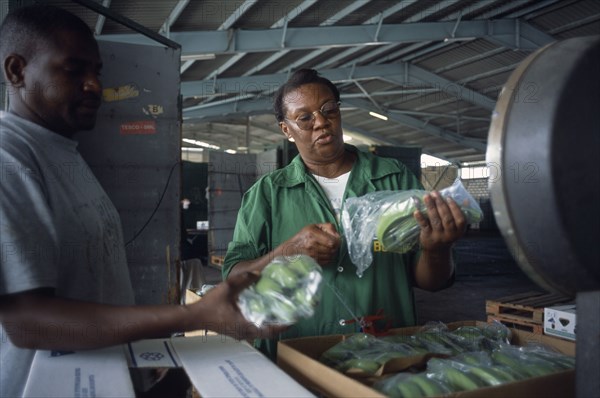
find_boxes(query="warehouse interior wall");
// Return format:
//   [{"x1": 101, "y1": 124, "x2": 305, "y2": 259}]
[{"x1": 75, "y1": 40, "x2": 182, "y2": 305}]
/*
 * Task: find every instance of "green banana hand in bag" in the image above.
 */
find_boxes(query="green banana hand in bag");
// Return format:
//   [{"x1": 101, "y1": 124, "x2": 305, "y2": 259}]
[{"x1": 342, "y1": 178, "x2": 483, "y2": 277}]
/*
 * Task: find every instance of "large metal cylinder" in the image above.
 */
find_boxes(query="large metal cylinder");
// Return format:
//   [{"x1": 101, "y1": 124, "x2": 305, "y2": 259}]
[{"x1": 486, "y1": 36, "x2": 600, "y2": 297}]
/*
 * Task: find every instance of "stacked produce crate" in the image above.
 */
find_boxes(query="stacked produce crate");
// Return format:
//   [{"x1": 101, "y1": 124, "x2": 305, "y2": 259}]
[{"x1": 486, "y1": 291, "x2": 573, "y2": 334}]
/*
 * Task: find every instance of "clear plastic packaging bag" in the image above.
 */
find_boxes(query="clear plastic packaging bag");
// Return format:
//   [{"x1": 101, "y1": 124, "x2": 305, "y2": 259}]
[
  {"x1": 341, "y1": 178, "x2": 483, "y2": 277},
  {"x1": 237, "y1": 255, "x2": 323, "y2": 326},
  {"x1": 374, "y1": 370, "x2": 454, "y2": 397}
]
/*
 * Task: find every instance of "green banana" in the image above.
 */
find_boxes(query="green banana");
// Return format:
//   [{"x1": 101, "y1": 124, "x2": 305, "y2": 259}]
[
  {"x1": 462, "y1": 206, "x2": 483, "y2": 223},
  {"x1": 260, "y1": 264, "x2": 297, "y2": 288},
  {"x1": 522, "y1": 362, "x2": 557, "y2": 377},
  {"x1": 491, "y1": 350, "x2": 557, "y2": 378},
  {"x1": 246, "y1": 297, "x2": 266, "y2": 314},
  {"x1": 410, "y1": 374, "x2": 449, "y2": 396},
  {"x1": 243, "y1": 255, "x2": 324, "y2": 325},
  {"x1": 435, "y1": 332, "x2": 469, "y2": 354},
  {"x1": 254, "y1": 276, "x2": 284, "y2": 295},
  {"x1": 341, "y1": 358, "x2": 381, "y2": 375},
  {"x1": 287, "y1": 256, "x2": 316, "y2": 276},
  {"x1": 490, "y1": 365, "x2": 522, "y2": 382},
  {"x1": 454, "y1": 352, "x2": 490, "y2": 367},
  {"x1": 393, "y1": 379, "x2": 425, "y2": 398},
  {"x1": 376, "y1": 195, "x2": 422, "y2": 253},
  {"x1": 490, "y1": 350, "x2": 521, "y2": 369},
  {"x1": 527, "y1": 351, "x2": 575, "y2": 370},
  {"x1": 442, "y1": 367, "x2": 483, "y2": 391},
  {"x1": 376, "y1": 189, "x2": 483, "y2": 253},
  {"x1": 482, "y1": 323, "x2": 512, "y2": 342},
  {"x1": 269, "y1": 298, "x2": 297, "y2": 323},
  {"x1": 468, "y1": 366, "x2": 507, "y2": 386},
  {"x1": 414, "y1": 332, "x2": 454, "y2": 355},
  {"x1": 452, "y1": 326, "x2": 485, "y2": 339}
]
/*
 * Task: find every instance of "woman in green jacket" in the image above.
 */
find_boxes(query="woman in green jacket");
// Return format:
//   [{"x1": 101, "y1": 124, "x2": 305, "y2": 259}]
[{"x1": 223, "y1": 69, "x2": 466, "y2": 359}]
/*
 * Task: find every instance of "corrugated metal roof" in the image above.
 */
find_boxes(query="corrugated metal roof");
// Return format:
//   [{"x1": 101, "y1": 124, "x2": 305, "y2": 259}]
[{"x1": 23, "y1": 0, "x2": 600, "y2": 164}]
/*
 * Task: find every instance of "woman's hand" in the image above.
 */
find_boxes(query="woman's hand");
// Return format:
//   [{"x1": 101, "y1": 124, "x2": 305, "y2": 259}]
[
  {"x1": 281, "y1": 223, "x2": 341, "y2": 266},
  {"x1": 415, "y1": 191, "x2": 467, "y2": 251}
]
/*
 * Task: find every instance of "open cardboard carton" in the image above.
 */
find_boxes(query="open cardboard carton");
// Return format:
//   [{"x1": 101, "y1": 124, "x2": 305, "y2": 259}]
[
  {"x1": 277, "y1": 320, "x2": 575, "y2": 398},
  {"x1": 24, "y1": 334, "x2": 314, "y2": 398}
]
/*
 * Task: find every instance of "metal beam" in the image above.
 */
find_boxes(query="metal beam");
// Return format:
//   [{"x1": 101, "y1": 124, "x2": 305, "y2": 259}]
[
  {"x1": 94, "y1": 0, "x2": 111, "y2": 36},
  {"x1": 385, "y1": 64, "x2": 497, "y2": 111},
  {"x1": 192, "y1": 0, "x2": 258, "y2": 79},
  {"x1": 242, "y1": 0, "x2": 369, "y2": 76},
  {"x1": 181, "y1": 64, "x2": 407, "y2": 98},
  {"x1": 97, "y1": 19, "x2": 553, "y2": 55},
  {"x1": 343, "y1": 98, "x2": 486, "y2": 151},
  {"x1": 71, "y1": 0, "x2": 181, "y2": 49},
  {"x1": 182, "y1": 61, "x2": 497, "y2": 111},
  {"x1": 314, "y1": 0, "x2": 465, "y2": 71},
  {"x1": 159, "y1": 0, "x2": 190, "y2": 36},
  {"x1": 183, "y1": 96, "x2": 273, "y2": 119}
]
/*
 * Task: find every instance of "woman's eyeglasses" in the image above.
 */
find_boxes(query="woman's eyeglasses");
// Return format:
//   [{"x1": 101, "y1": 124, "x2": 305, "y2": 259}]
[{"x1": 285, "y1": 101, "x2": 341, "y2": 130}]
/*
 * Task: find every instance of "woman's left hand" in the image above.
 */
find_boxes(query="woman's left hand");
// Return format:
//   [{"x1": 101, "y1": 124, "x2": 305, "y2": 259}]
[{"x1": 414, "y1": 191, "x2": 467, "y2": 251}]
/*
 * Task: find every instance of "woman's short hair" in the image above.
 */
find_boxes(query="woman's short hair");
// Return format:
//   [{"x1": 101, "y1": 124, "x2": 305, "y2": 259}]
[{"x1": 273, "y1": 69, "x2": 340, "y2": 122}]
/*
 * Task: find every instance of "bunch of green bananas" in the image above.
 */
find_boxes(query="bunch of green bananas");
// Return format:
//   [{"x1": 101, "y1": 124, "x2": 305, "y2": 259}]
[
  {"x1": 322, "y1": 323, "x2": 574, "y2": 396},
  {"x1": 320, "y1": 324, "x2": 513, "y2": 378},
  {"x1": 378, "y1": 349, "x2": 574, "y2": 397},
  {"x1": 427, "y1": 357, "x2": 521, "y2": 391},
  {"x1": 375, "y1": 195, "x2": 423, "y2": 253},
  {"x1": 381, "y1": 325, "x2": 508, "y2": 356},
  {"x1": 376, "y1": 194, "x2": 483, "y2": 253},
  {"x1": 376, "y1": 373, "x2": 452, "y2": 397},
  {"x1": 238, "y1": 255, "x2": 323, "y2": 325},
  {"x1": 320, "y1": 333, "x2": 428, "y2": 376},
  {"x1": 428, "y1": 347, "x2": 574, "y2": 392},
  {"x1": 489, "y1": 346, "x2": 575, "y2": 378}
]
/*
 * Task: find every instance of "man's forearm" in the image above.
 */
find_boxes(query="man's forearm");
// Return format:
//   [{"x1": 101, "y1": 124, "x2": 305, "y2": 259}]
[{"x1": 0, "y1": 294, "x2": 191, "y2": 350}]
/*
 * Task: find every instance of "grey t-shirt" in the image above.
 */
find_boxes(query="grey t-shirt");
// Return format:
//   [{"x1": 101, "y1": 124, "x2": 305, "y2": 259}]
[{"x1": 0, "y1": 111, "x2": 135, "y2": 397}]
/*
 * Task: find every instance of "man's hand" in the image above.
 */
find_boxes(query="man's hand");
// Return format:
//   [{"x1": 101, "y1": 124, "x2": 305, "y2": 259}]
[{"x1": 188, "y1": 271, "x2": 288, "y2": 341}]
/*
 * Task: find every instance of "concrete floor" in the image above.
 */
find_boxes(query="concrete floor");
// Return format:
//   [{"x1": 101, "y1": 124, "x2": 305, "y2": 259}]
[
  {"x1": 200, "y1": 229, "x2": 546, "y2": 326},
  {"x1": 414, "y1": 230, "x2": 543, "y2": 324}
]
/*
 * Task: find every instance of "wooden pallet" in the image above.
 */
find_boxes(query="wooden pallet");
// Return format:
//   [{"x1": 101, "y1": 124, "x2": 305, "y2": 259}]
[
  {"x1": 486, "y1": 291, "x2": 573, "y2": 334},
  {"x1": 487, "y1": 315, "x2": 545, "y2": 334}
]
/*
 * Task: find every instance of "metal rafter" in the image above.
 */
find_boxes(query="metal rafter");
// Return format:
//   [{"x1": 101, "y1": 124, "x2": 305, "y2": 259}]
[
  {"x1": 159, "y1": 0, "x2": 190, "y2": 36},
  {"x1": 99, "y1": 19, "x2": 553, "y2": 55},
  {"x1": 188, "y1": 0, "x2": 259, "y2": 78},
  {"x1": 243, "y1": 0, "x2": 374, "y2": 77},
  {"x1": 314, "y1": 0, "x2": 468, "y2": 71},
  {"x1": 93, "y1": 0, "x2": 111, "y2": 36}
]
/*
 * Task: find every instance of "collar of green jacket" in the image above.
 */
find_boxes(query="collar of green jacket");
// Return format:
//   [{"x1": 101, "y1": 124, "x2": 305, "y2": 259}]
[{"x1": 271, "y1": 144, "x2": 403, "y2": 188}]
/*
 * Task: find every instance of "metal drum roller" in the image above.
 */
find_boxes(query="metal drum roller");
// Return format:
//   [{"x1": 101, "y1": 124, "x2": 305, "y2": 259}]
[{"x1": 486, "y1": 36, "x2": 599, "y2": 397}]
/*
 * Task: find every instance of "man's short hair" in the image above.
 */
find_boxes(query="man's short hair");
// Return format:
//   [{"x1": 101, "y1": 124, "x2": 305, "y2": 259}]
[
  {"x1": 273, "y1": 69, "x2": 341, "y2": 123},
  {"x1": 0, "y1": 4, "x2": 94, "y2": 62}
]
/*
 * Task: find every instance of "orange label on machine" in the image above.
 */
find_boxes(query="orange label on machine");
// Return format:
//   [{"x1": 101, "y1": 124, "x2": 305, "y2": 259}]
[{"x1": 120, "y1": 121, "x2": 157, "y2": 135}]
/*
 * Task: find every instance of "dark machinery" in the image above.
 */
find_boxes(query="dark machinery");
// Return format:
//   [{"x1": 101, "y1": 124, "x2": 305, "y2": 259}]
[{"x1": 487, "y1": 36, "x2": 600, "y2": 397}]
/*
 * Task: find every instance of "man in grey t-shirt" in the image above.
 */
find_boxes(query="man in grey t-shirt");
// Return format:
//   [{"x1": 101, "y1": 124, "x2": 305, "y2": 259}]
[{"x1": 0, "y1": 5, "x2": 283, "y2": 397}]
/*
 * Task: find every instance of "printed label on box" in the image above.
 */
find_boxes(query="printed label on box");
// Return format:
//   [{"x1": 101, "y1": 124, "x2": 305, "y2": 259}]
[{"x1": 544, "y1": 305, "x2": 576, "y2": 341}]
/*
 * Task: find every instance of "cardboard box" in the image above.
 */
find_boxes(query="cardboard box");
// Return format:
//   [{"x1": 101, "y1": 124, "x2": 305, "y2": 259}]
[
  {"x1": 24, "y1": 346, "x2": 136, "y2": 397},
  {"x1": 170, "y1": 335, "x2": 314, "y2": 397},
  {"x1": 25, "y1": 335, "x2": 314, "y2": 398},
  {"x1": 544, "y1": 305, "x2": 577, "y2": 341},
  {"x1": 277, "y1": 321, "x2": 575, "y2": 398}
]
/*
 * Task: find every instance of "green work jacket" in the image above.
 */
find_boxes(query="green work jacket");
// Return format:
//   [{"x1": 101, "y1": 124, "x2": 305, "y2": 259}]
[{"x1": 223, "y1": 145, "x2": 424, "y2": 359}]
